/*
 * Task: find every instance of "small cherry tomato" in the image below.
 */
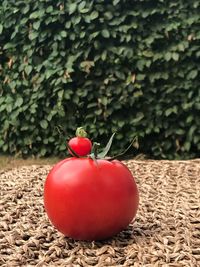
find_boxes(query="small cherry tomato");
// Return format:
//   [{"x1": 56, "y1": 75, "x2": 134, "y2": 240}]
[
  {"x1": 68, "y1": 137, "x2": 92, "y2": 156},
  {"x1": 67, "y1": 127, "x2": 92, "y2": 157}
]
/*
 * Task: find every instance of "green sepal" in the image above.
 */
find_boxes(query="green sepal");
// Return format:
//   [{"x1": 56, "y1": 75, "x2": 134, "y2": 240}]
[
  {"x1": 76, "y1": 127, "x2": 87, "y2": 137},
  {"x1": 96, "y1": 133, "x2": 116, "y2": 159}
]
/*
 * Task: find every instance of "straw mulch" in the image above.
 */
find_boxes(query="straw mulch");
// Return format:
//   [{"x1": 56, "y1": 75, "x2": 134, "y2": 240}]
[{"x1": 0, "y1": 160, "x2": 200, "y2": 267}]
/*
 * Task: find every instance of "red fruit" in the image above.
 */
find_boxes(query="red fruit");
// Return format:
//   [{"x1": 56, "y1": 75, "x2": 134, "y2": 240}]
[
  {"x1": 44, "y1": 157, "x2": 139, "y2": 241},
  {"x1": 67, "y1": 127, "x2": 92, "y2": 157},
  {"x1": 68, "y1": 136, "x2": 92, "y2": 157}
]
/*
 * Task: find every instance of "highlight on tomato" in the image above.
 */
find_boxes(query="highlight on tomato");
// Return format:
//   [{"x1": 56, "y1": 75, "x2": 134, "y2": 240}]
[{"x1": 44, "y1": 130, "x2": 139, "y2": 241}]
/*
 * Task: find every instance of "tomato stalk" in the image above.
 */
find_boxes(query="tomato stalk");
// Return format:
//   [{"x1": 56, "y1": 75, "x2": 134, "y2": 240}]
[
  {"x1": 90, "y1": 142, "x2": 100, "y2": 160},
  {"x1": 108, "y1": 136, "x2": 138, "y2": 161}
]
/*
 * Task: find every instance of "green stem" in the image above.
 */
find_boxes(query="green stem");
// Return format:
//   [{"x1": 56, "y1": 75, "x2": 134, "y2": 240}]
[
  {"x1": 108, "y1": 136, "x2": 138, "y2": 160},
  {"x1": 93, "y1": 142, "x2": 100, "y2": 159}
]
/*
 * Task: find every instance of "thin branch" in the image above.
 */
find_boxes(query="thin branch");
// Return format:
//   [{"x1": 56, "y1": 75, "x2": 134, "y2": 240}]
[
  {"x1": 108, "y1": 136, "x2": 137, "y2": 161},
  {"x1": 66, "y1": 143, "x2": 81, "y2": 158}
]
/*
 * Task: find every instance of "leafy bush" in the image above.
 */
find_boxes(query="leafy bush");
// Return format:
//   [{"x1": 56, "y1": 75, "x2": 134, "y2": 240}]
[{"x1": 0, "y1": 0, "x2": 200, "y2": 159}]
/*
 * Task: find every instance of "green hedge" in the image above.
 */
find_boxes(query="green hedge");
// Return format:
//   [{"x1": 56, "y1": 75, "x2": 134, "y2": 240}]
[{"x1": 0, "y1": 0, "x2": 200, "y2": 159}]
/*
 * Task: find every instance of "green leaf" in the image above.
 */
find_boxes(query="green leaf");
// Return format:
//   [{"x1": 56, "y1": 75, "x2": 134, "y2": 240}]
[
  {"x1": 29, "y1": 32, "x2": 38, "y2": 40},
  {"x1": 16, "y1": 97, "x2": 23, "y2": 107},
  {"x1": 2, "y1": 144, "x2": 8, "y2": 152},
  {"x1": 25, "y1": 65, "x2": 32, "y2": 75},
  {"x1": 3, "y1": 43, "x2": 14, "y2": 50},
  {"x1": 97, "y1": 133, "x2": 116, "y2": 159},
  {"x1": 58, "y1": 90, "x2": 64, "y2": 98},
  {"x1": 6, "y1": 104, "x2": 12, "y2": 113},
  {"x1": 33, "y1": 21, "x2": 40, "y2": 30},
  {"x1": 194, "y1": 136, "x2": 199, "y2": 145},
  {"x1": 95, "y1": 109, "x2": 102, "y2": 115},
  {"x1": 90, "y1": 11, "x2": 99, "y2": 20},
  {"x1": 165, "y1": 107, "x2": 177, "y2": 117},
  {"x1": 143, "y1": 50, "x2": 153, "y2": 58},
  {"x1": 142, "y1": 11, "x2": 150, "y2": 18},
  {"x1": 101, "y1": 50, "x2": 107, "y2": 61},
  {"x1": 184, "y1": 141, "x2": 191, "y2": 151},
  {"x1": 22, "y1": 6, "x2": 30, "y2": 14},
  {"x1": 133, "y1": 90, "x2": 143, "y2": 98},
  {"x1": 178, "y1": 43, "x2": 185, "y2": 52},
  {"x1": 172, "y1": 52, "x2": 179, "y2": 61},
  {"x1": 46, "y1": 6, "x2": 53, "y2": 13},
  {"x1": 40, "y1": 120, "x2": 48, "y2": 129},
  {"x1": 113, "y1": 0, "x2": 120, "y2": 5},
  {"x1": 30, "y1": 10, "x2": 44, "y2": 19},
  {"x1": 65, "y1": 21, "x2": 71, "y2": 29},
  {"x1": 80, "y1": 8, "x2": 89, "y2": 14},
  {"x1": 188, "y1": 70, "x2": 198, "y2": 79},
  {"x1": 137, "y1": 74, "x2": 145, "y2": 81},
  {"x1": 69, "y1": 3, "x2": 77, "y2": 15},
  {"x1": 136, "y1": 60, "x2": 145, "y2": 71},
  {"x1": 0, "y1": 24, "x2": 3, "y2": 34},
  {"x1": 45, "y1": 69, "x2": 54, "y2": 79},
  {"x1": 40, "y1": 148, "x2": 47, "y2": 156},
  {"x1": 101, "y1": 97, "x2": 108, "y2": 106},
  {"x1": 60, "y1": 31, "x2": 67, "y2": 37},
  {"x1": 104, "y1": 11, "x2": 113, "y2": 20},
  {"x1": 117, "y1": 121, "x2": 125, "y2": 127},
  {"x1": 102, "y1": 29, "x2": 110, "y2": 38},
  {"x1": 132, "y1": 112, "x2": 144, "y2": 123},
  {"x1": 186, "y1": 115, "x2": 193, "y2": 124},
  {"x1": 30, "y1": 11, "x2": 39, "y2": 19},
  {"x1": 78, "y1": 1, "x2": 86, "y2": 11},
  {"x1": 164, "y1": 52, "x2": 171, "y2": 61},
  {"x1": 188, "y1": 125, "x2": 196, "y2": 140}
]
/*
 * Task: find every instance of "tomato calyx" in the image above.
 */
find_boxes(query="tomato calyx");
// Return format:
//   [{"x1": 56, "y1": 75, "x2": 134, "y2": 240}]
[
  {"x1": 89, "y1": 133, "x2": 116, "y2": 160},
  {"x1": 89, "y1": 134, "x2": 138, "y2": 161},
  {"x1": 75, "y1": 127, "x2": 87, "y2": 138}
]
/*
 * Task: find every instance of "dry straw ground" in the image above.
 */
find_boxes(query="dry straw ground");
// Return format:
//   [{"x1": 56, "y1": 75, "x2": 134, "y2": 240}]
[{"x1": 0, "y1": 159, "x2": 200, "y2": 266}]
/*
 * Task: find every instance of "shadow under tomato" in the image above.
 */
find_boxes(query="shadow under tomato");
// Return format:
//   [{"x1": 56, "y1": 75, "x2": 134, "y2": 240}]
[{"x1": 62, "y1": 220, "x2": 162, "y2": 249}]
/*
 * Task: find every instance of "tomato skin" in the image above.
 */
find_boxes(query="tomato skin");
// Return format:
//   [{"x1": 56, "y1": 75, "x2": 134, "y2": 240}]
[
  {"x1": 44, "y1": 158, "x2": 139, "y2": 241},
  {"x1": 68, "y1": 137, "x2": 92, "y2": 156}
]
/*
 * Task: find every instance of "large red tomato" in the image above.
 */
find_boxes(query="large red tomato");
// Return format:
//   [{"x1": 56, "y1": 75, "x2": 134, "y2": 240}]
[{"x1": 44, "y1": 157, "x2": 139, "y2": 241}]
